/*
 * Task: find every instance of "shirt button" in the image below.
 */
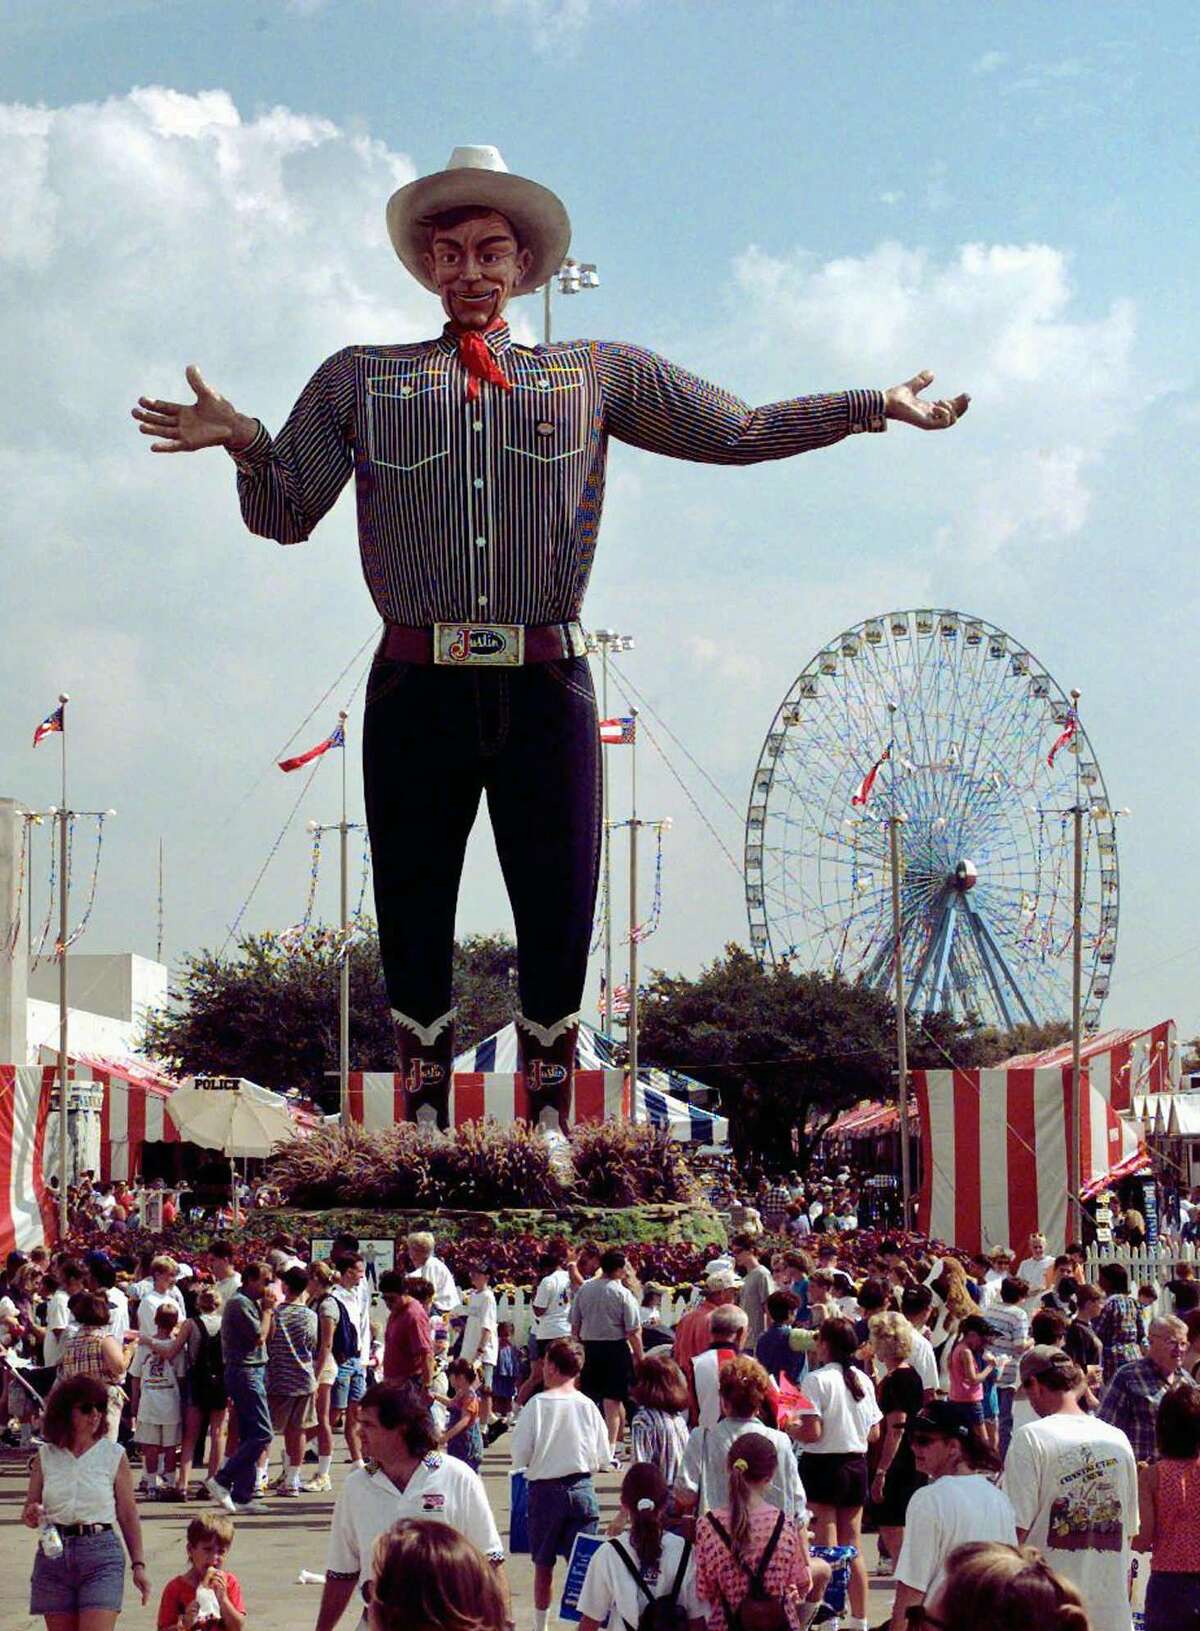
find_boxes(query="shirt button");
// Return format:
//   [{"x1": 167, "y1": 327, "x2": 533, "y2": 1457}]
[
  {"x1": 473, "y1": 420, "x2": 483, "y2": 431},
  {"x1": 478, "y1": 595, "x2": 488, "y2": 608},
  {"x1": 475, "y1": 536, "x2": 487, "y2": 549},
  {"x1": 538, "y1": 379, "x2": 550, "y2": 390},
  {"x1": 473, "y1": 477, "x2": 484, "y2": 490},
  {"x1": 401, "y1": 385, "x2": 413, "y2": 397}
]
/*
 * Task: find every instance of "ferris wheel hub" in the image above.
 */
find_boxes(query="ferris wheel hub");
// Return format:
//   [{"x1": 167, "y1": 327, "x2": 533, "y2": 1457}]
[{"x1": 954, "y1": 859, "x2": 978, "y2": 892}]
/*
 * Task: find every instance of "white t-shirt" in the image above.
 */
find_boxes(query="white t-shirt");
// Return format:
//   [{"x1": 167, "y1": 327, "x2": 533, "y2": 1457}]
[
  {"x1": 577, "y1": 1532, "x2": 703, "y2": 1630},
  {"x1": 326, "y1": 1454, "x2": 503, "y2": 1597},
  {"x1": 326, "y1": 1285, "x2": 372, "y2": 1364},
  {"x1": 462, "y1": 1288, "x2": 498, "y2": 1366},
  {"x1": 908, "y1": 1330, "x2": 939, "y2": 1394},
  {"x1": 44, "y1": 1288, "x2": 74, "y2": 1366},
  {"x1": 510, "y1": 1387, "x2": 610, "y2": 1481},
  {"x1": 1002, "y1": 1413, "x2": 1139, "y2": 1631},
  {"x1": 801, "y1": 1363, "x2": 882, "y2": 1454},
  {"x1": 532, "y1": 1268, "x2": 572, "y2": 1340},
  {"x1": 677, "y1": 1418, "x2": 807, "y2": 1521},
  {"x1": 896, "y1": 1475, "x2": 1018, "y2": 1602},
  {"x1": 138, "y1": 1349, "x2": 182, "y2": 1426},
  {"x1": 99, "y1": 1287, "x2": 130, "y2": 1346},
  {"x1": 417, "y1": 1254, "x2": 461, "y2": 1316},
  {"x1": 129, "y1": 1285, "x2": 186, "y2": 1377},
  {"x1": 1017, "y1": 1254, "x2": 1056, "y2": 1294}
]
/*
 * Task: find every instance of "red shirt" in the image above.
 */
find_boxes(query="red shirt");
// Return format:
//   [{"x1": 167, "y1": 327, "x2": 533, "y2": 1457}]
[
  {"x1": 158, "y1": 1571, "x2": 245, "y2": 1630},
  {"x1": 383, "y1": 1296, "x2": 432, "y2": 1384}
]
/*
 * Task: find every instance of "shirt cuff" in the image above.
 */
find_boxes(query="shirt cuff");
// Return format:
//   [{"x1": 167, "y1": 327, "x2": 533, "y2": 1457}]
[
  {"x1": 226, "y1": 420, "x2": 272, "y2": 470},
  {"x1": 846, "y1": 389, "x2": 887, "y2": 434}
]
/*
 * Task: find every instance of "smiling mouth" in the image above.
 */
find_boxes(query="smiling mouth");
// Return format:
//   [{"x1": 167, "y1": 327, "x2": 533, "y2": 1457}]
[{"x1": 455, "y1": 291, "x2": 496, "y2": 303}]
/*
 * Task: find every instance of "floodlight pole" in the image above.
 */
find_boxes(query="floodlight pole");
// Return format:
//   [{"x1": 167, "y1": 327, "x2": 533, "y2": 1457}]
[
  {"x1": 338, "y1": 712, "x2": 350, "y2": 1123},
  {"x1": 887, "y1": 703, "x2": 912, "y2": 1225},
  {"x1": 57, "y1": 700, "x2": 70, "y2": 1240},
  {"x1": 542, "y1": 257, "x2": 601, "y2": 346},
  {"x1": 1069, "y1": 690, "x2": 1084, "y2": 1241}
]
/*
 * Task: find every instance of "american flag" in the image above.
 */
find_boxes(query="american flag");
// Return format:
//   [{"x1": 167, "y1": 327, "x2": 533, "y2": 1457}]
[
  {"x1": 278, "y1": 721, "x2": 345, "y2": 773},
  {"x1": 599, "y1": 716, "x2": 636, "y2": 745},
  {"x1": 598, "y1": 976, "x2": 631, "y2": 1020},
  {"x1": 33, "y1": 704, "x2": 65, "y2": 748}
]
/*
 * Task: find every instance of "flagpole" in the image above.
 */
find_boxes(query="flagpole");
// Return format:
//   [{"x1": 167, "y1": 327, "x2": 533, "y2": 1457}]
[
  {"x1": 886, "y1": 702, "x2": 912, "y2": 1226},
  {"x1": 338, "y1": 711, "x2": 350, "y2": 1125},
  {"x1": 1068, "y1": 687, "x2": 1084, "y2": 1243},
  {"x1": 57, "y1": 692, "x2": 70, "y2": 1240},
  {"x1": 628, "y1": 708, "x2": 640, "y2": 1124}
]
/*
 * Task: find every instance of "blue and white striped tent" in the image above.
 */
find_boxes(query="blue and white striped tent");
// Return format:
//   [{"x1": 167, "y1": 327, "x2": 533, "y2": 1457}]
[{"x1": 452, "y1": 1022, "x2": 729, "y2": 1146}]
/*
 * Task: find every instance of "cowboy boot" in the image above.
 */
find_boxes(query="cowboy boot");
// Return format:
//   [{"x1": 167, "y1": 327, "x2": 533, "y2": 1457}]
[
  {"x1": 516, "y1": 1014, "x2": 578, "y2": 1138},
  {"x1": 392, "y1": 1012, "x2": 455, "y2": 1132}
]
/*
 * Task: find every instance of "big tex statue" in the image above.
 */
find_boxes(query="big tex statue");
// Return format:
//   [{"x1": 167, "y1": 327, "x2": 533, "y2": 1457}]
[{"x1": 133, "y1": 146, "x2": 969, "y2": 1134}]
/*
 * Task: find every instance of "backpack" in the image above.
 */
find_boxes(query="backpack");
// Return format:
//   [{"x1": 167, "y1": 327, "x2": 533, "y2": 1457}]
[
  {"x1": 325, "y1": 1295, "x2": 359, "y2": 1365},
  {"x1": 193, "y1": 1317, "x2": 223, "y2": 1396},
  {"x1": 611, "y1": 1538, "x2": 693, "y2": 1631},
  {"x1": 704, "y1": 1511, "x2": 790, "y2": 1631}
]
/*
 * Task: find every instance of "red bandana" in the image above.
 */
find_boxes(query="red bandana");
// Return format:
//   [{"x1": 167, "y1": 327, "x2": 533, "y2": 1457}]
[{"x1": 456, "y1": 328, "x2": 514, "y2": 401}]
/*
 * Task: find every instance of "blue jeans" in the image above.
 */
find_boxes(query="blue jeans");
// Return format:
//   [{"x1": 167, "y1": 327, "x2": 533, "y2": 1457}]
[
  {"x1": 998, "y1": 1387, "x2": 1016, "y2": 1457},
  {"x1": 217, "y1": 1364, "x2": 273, "y2": 1504}
]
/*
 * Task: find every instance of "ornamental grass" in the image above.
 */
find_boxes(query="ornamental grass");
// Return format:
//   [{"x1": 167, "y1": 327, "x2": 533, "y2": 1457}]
[{"x1": 567, "y1": 1120, "x2": 700, "y2": 1208}]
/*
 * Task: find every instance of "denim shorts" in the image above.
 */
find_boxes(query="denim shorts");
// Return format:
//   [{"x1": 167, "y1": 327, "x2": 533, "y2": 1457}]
[
  {"x1": 527, "y1": 1472, "x2": 599, "y2": 1566},
  {"x1": 332, "y1": 1359, "x2": 366, "y2": 1410},
  {"x1": 30, "y1": 1529, "x2": 126, "y2": 1614}
]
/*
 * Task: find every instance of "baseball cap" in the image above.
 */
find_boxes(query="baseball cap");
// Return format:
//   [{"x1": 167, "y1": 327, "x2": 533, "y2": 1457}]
[
  {"x1": 704, "y1": 1268, "x2": 743, "y2": 1292},
  {"x1": 1018, "y1": 1345, "x2": 1079, "y2": 1385},
  {"x1": 909, "y1": 1401, "x2": 974, "y2": 1440}
]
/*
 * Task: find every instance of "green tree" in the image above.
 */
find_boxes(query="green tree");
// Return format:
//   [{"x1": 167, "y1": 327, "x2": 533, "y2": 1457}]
[
  {"x1": 141, "y1": 926, "x2": 518, "y2": 1109},
  {"x1": 637, "y1": 944, "x2": 991, "y2": 1171}
]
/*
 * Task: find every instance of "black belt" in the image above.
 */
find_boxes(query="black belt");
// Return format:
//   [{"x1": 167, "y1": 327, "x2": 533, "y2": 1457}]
[
  {"x1": 379, "y1": 620, "x2": 587, "y2": 667},
  {"x1": 58, "y1": 1522, "x2": 112, "y2": 1537}
]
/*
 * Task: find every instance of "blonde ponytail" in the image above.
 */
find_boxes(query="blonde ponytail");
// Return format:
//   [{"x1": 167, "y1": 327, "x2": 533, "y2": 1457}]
[{"x1": 725, "y1": 1432, "x2": 778, "y2": 1558}]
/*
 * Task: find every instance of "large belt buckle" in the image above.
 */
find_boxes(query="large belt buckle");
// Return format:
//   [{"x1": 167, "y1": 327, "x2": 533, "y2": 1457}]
[{"x1": 433, "y1": 622, "x2": 524, "y2": 667}]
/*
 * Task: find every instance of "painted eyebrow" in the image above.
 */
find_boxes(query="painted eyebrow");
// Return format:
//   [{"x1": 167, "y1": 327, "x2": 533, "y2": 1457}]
[{"x1": 432, "y1": 233, "x2": 515, "y2": 249}]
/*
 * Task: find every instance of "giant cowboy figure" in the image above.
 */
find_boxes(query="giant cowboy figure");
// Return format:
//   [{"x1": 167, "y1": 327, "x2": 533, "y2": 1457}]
[{"x1": 133, "y1": 146, "x2": 969, "y2": 1134}]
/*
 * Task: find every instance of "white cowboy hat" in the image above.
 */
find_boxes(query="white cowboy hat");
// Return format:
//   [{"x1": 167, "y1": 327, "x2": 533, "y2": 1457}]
[{"x1": 386, "y1": 145, "x2": 571, "y2": 297}]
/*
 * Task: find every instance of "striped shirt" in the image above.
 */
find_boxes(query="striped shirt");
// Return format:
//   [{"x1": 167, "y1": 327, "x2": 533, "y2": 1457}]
[{"x1": 230, "y1": 322, "x2": 887, "y2": 625}]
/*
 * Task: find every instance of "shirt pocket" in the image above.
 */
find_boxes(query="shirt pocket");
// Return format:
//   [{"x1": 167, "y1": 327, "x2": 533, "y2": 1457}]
[
  {"x1": 503, "y1": 367, "x2": 589, "y2": 464},
  {"x1": 366, "y1": 371, "x2": 451, "y2": 472}
]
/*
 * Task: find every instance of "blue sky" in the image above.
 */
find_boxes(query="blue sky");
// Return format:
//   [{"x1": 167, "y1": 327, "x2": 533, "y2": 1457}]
[{"x1": 2, "y1": 0, "x2": 1197, "y2": 1053}]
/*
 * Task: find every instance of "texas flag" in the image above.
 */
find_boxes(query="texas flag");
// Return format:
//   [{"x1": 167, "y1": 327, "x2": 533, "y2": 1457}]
[
  {"x1": 32, "y1": 704, "x2": 65, "y2": 748},
  {"x1": 599, "y1": 716, "x2": 636, "y2": 745},
  {"x1": 851, "y1": 743, "x2": 891, "y2": 808},
  {"x1": 1047, "y1": 710, "x2": 1078, "y2": 769},
  {"x1": 278, "y1": 722, "x2": 345, "y2": 773}
]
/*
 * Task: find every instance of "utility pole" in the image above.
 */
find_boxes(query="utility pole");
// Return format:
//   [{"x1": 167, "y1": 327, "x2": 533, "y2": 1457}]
[
  {"x1": 886, "y1": 703, "x2": 912, "y2": 1225},
  {"x1": 309, "y1": 712, "x2": 358, "y2": 1122},
  {"x1": 586, "y1": 628, "x2": 634, "y2": 1033},
  {"x1": 1068, "y1": 689, "x2": 1084, "y2": 1242}
]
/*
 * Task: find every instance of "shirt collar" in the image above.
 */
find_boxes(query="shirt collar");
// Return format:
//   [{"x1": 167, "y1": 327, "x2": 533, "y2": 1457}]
[{"x1": 437, "y1": 320, "x2": 513, "y2": 358}]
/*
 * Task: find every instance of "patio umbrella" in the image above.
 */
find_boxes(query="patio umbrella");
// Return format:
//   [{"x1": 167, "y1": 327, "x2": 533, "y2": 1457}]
[{"x1": 167, "y1": 1079, "x2": 298, "y2": 1221}]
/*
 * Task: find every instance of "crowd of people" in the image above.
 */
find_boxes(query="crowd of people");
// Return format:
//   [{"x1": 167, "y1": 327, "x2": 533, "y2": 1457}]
[{"x1": 4, "y1": 1216, "x2": 1200, "y2": 1631}]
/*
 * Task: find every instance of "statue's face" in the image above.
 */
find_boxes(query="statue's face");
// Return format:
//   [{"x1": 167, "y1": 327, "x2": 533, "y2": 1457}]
[{"x1": 423, "y1": 209, "x2": 533, "y2": 330}]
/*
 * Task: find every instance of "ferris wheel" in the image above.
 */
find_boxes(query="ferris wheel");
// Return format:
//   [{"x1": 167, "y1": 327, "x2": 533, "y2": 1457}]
[{"x1": 744, "y1": 610, "x2": 1120, "y2": 1032}]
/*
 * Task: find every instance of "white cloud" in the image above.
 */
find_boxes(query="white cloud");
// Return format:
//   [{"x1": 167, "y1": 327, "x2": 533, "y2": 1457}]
[
  {"x1": 725, "y1": 238, "x2": 1140, "y2": 560},
  {"x1": 475, "y1": 0, "x2": 632, "y2": 53},
  {"x1": 970, "y1": 50, "x2": 1009, "y2": 75},
  {"x1": 879, "y1": 190, "x2": 904, "y2": 207}
]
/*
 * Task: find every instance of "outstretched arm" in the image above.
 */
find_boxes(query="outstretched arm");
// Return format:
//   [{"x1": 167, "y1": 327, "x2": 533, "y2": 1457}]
[{"x1": 597, "y1": 342, "x2": 968, "y2": 465}]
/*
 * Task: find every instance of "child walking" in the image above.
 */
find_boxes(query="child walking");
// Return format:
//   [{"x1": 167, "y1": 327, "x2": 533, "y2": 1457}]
[
  {"x1": 491, "y1": 1321, "x2": 521, "y2": 1431},
  {"x1": 442, "y1": 1357, "x2": 484, "y2": 1472},
  {"x1": 138, "y1": 1303, "x2": 184, "y2": 1498}
]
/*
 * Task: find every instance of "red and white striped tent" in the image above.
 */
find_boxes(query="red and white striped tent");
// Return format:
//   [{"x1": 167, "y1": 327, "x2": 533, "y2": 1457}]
[
  {"x1": 345, "y1": 1022, "x2": 628, "y2": 1131},
  {"x1": 914, "y1": 1060, "x2": 1148, "y2": 1255},
  {"x1": 0, "y1": 1068, "x2": 56, "y2": 1253},
  {"x1": 91, "y1": 1060, "x2": 181, "y2": 1182},
  {"x1": 1001, "y1": 1021, "x2": 1178, "y2": 1110}
]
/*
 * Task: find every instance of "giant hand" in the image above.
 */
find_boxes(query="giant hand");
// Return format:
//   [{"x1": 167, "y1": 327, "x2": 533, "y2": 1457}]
[
  {"x1": 884, "y1": 369, "x2": 970, "y2": 430},
  {"x1": 131, "y1": 364, "x2": 258, "y2": 453}
]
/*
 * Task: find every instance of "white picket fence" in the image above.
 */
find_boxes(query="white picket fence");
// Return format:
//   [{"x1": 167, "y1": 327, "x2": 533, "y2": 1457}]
[{"x1": 1083, "y1": 1241, "x2": 1199, "y2": 1319}]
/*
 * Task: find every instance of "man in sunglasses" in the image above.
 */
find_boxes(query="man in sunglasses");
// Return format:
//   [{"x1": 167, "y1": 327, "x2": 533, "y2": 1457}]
[{"x1": 889, "y1": 1400, "x2": 1016, "y2": 1631}]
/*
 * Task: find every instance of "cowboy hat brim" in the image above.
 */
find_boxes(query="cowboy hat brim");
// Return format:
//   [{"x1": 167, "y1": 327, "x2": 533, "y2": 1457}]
[{"x1": 386, "y1": 168, "x2": 571, "y2": 297}]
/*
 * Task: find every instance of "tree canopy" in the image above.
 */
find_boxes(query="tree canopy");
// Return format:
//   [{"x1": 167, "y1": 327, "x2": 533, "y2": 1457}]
[
  {"x1": 141, "y1": 926, "x2": 517, "y2": 1109},
  {"x1": 634, "y1": 943, "x2": 1052, "y2": 1170}
]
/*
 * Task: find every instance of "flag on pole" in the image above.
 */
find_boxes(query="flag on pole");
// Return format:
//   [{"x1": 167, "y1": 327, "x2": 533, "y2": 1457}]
[
  {"x1": 1047, "y1": 710, "x2": 1078, "y2": 768},
  {"x1": 851, "y1": 743, "x2": 891, "y2": 808},
  {"x1": 278, "y1": 722, "x2": 345, "y2": 773},
  {"x1": 599, "y1": 716, "x2": 636, "y2": 745},
  {"x1": 32, "y1": 704, "x2": 65, "y2": 748},
  {"x1": 598, "y1": 976, "x2": 631, "y2": 1021}
]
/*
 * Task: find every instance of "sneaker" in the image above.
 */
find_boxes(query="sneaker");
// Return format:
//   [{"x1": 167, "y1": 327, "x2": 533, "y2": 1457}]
[
  {"x1": 276, "y1": 1484, "x2": 302, "y2": 1497},
  {"x1": 205, "y1": 1477, "x2": 236, "y2": 1513},
  {"x1": 303, "y1": 1473, "x2": 332, "y2": 1493},
  {"x1": 233, "y1": 1498, "x2": 270, "y2": 1514}
]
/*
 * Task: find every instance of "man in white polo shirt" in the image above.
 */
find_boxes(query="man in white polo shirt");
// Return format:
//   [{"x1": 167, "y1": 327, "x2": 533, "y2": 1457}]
[
  {"x1": 406, "y1": 1230, "x2": 461, "y2": 1316},
  {"x1": 317, "y1": 1383, "x2": 510, "y2": 1631},
  {"x1": 530, "y1": 1251, "x2": 572, "y2": 1357}
]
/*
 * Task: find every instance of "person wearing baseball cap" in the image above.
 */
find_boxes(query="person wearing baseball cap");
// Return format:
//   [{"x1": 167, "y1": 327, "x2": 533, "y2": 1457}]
[
  {"x1": 673, "y1": 1269, "x2": 742, "y2": 1423},
  {"x1": 891, "y1": 1400, "x2": 1016, "y2": 1631},
  {"x1": 134, "y1": 145, "x2": 970, "y2": 1137},
  {"x1": 1002, "y1": 1348, "x2": 1139, "y2": 1631}
]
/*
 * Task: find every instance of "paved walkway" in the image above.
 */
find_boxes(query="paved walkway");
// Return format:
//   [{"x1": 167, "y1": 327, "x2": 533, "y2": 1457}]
[{"x1": 0, "y1": 1437, "x2": 894, "y2": 1629}]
